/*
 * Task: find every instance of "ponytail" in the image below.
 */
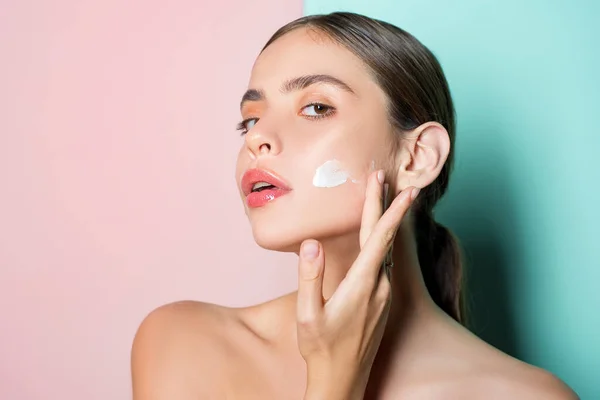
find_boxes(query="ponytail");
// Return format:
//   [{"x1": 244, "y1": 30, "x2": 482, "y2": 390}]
[{"x1": 414, "y1": 210, "x2": 465, "y2": 324}]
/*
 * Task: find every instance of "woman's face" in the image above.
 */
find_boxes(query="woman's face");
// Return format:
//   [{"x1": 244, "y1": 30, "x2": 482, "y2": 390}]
[{"x1": 235, "y1": 27, "x2": 396, "y2": 252}]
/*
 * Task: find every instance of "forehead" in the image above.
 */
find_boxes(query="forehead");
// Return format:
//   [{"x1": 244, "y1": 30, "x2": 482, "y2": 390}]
[{"x1": 249, "y1": 28, "x2": 377, "y2": 94}]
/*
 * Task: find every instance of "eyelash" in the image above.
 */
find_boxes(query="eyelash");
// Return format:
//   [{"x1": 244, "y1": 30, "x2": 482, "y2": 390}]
[{"x1": 236, "y1": 102, "x2": 336, "y2": 136}]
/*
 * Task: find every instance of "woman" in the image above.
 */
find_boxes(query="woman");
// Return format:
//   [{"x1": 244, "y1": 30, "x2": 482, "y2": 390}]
[{"x1": 131, "y1": 12, "x2": 577, "y2": 399}]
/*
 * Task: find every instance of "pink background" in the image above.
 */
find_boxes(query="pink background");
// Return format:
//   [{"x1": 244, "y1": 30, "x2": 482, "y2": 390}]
[{"x1": 0, "y1": 1, "x2": 301, "y2": 398}]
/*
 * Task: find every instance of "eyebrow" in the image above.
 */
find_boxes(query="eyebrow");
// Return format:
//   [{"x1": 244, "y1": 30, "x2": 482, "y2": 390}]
[{"x1": 239, "y1": 74, "x2": 356, "y2": 110}]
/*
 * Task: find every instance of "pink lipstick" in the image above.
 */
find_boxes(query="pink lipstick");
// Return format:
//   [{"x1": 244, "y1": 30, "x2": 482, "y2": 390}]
[{"x1": 241, "y1": 168, "x2": 291, "y2": 208}]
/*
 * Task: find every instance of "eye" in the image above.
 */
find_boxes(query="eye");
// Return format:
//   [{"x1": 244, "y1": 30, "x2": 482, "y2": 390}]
[
  {"x1": 236, "y1": 118, "x2": 258, "y2": 136},
  {"x1": 300, "y1": 103, "x2": 335, "y2": 118},
  {"x1": 245, "y1": 119, "x2": 258, "y2": 130}
]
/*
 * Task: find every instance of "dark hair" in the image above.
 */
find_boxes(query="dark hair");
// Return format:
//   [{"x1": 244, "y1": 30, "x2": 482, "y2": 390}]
[{"x1": 262, "y1": 12, "x2": 465, "y2": 323}]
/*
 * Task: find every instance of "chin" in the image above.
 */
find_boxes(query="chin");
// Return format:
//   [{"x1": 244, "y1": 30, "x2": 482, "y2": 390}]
[
  {"x1": 249, "y1": 215, "x2": 314, "y2": 253},
  {"x1": 252, "y1": 229, "x2": 301, "y2": 253},
  {"x1": 248, "y1": 205, "x2": 363, "y2": 254}
]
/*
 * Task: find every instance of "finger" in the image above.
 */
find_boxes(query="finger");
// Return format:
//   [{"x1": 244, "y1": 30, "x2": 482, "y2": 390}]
[
  {"x1": 359, "y1": 170, "x2": 385, "y2": 248},
  {"x1": 296, "y1": 240, "x2": 325, "y2": 324},
  {"x1": 350, "y1": 186, "x2": 420, "y2": 282}
]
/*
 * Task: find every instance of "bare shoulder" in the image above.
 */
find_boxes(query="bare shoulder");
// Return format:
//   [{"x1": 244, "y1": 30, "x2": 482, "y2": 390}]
[
  {"x1": 405, "y1": 316, "x2": 580, "y2": 400},
  {"x1": 131, "y1": 300, "x2": 240, "y2": 399},
  {"x1": 463, "y1": 360, "x2": 579, "y2": 400},
  {"x1": 450, "y1": 329, "x2": 579, "y2": 400},
  {"x1": 392, "y1": 348, "x2": 578, "y2": 400}
]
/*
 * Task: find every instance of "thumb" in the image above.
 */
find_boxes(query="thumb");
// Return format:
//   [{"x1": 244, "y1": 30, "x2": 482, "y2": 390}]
[{"x1": 297, "y1": 240, "x2": 324, "y2": 323}]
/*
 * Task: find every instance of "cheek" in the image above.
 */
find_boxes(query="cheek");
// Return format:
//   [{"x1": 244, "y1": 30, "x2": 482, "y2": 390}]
[
  {"x1": 324, "y1": 183, "x2": 366, "y2": 215},
  {"x1": 301, "y1": 158, "x2": 381, "y2": 229},
  {"x1": 302, "y1": 180, "x2": 367, "y2": 227}
]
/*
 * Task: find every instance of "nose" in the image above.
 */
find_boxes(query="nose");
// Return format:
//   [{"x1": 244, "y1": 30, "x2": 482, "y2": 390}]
[{"x1": 244, "y1": 121, "x2": 281, "y2": 158}]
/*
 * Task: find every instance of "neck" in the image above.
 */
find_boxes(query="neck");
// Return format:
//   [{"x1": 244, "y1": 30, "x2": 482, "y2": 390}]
[{"x1": 380, "y1": 220, "x2": 436, "y2": 345}]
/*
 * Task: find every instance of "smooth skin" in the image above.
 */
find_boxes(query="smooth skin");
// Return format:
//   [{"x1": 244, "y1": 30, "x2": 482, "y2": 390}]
[{"x1": 131, "y1": 27, "x2": 578, "y2": 399}]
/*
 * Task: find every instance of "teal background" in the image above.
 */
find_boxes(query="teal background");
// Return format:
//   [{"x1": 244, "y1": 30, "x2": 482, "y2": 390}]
[{"x1": 305, "y1": 1, "x2": 599, "y2": 398}]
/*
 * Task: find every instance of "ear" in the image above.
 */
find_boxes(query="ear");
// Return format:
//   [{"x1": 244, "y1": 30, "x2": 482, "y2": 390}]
[{"x1": 393, "y1": 122, "x2": 450, "y2": 192}]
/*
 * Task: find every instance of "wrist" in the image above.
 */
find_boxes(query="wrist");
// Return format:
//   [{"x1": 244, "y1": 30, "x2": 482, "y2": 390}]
[{"x1": 304, "y1": 364, "x2": 367, "y2": 400}]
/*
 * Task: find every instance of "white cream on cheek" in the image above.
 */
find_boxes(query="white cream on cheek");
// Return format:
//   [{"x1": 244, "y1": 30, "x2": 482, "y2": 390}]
[
  {"x1": 312, "y1": 159, "x2": 352, "y2": 188},
  {"x1": 312, "y1": 159, "x2": 378, "y2": 187}
]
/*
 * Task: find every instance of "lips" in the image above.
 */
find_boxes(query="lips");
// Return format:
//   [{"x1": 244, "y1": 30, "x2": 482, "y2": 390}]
[{"x1": 241, "y1": 168, "x2": 291, "y2": 208}]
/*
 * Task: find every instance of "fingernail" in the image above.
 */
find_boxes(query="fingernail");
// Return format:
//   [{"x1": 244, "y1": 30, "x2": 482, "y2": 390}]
[
  {"x1": 377, "y1": 170, "x2": 385, "y2": 184},
  {"x1": 411, "y1": 187, "x2": 421, "y2": 201},
  {"x1": 301, "y1": 240, "x2": 319, "y2": 260}
]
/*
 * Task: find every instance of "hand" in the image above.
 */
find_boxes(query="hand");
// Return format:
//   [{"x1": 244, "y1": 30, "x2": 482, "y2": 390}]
[{"x1": 296, "y1": 170, "x2": 419, "y2": 400}]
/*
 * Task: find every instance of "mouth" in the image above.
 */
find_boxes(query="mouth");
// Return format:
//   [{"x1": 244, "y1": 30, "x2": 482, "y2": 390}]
[
  {"x1": 241, "y1": 168, "x2": 291, "y2": 208},
  {"x1": 250, "y1": 181, "x2": 278, "y2": 193}
]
